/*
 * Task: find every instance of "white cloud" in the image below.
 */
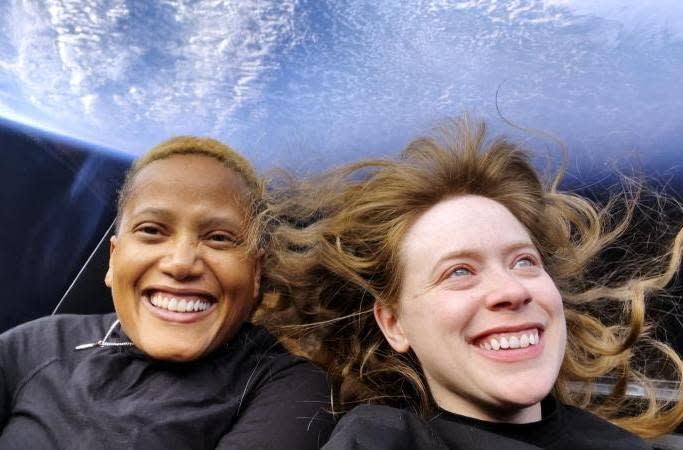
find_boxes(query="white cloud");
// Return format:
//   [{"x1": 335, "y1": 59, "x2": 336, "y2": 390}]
[
  {"x1": 0, "y1": 0, "x2": 304, "y2": 152},
  {"x1": 543, "y1": 0, "x2": 683, "y2": 41}
]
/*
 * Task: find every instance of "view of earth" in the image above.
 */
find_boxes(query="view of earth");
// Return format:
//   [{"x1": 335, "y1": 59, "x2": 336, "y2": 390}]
[{"x1": 1, "y1": 0, "x2": 682, "y2": 171}]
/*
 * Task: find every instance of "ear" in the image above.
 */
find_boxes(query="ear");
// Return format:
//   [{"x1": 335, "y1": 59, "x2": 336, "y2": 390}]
[
  {"x1": 251, "y1": 248, "x2": 264, "y2": 298},
  {"x1": 374, "y1": 301, "x2": 410, "y2": 353},
  {"x1": 104, "y1": 235, "x2": 117, "y2": 288}
]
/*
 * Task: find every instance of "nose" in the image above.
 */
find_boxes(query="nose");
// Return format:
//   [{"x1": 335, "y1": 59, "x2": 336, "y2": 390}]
[
  {"x1": 484, "y1": 269, "x2": 532, "y2": 311},
  {"x1": 159, "y1": 238, "x2": 203, "y2": 280}
]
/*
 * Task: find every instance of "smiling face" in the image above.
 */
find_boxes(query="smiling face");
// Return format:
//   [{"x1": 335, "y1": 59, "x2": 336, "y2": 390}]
[
  {"x1": 375, "y1": 195, "x2": 566, "y2": 423},
  {"x1": 105, "y1": 154, "x2": 261, "y2": 361}
]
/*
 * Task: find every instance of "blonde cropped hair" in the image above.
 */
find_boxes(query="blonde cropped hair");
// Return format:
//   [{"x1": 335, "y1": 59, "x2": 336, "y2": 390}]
[
  {"x1": 116, "y1": 136, "x2": 265, "y2": 253},
  {"x1": 265, "y1": 117, "x2": 683, "y2": 438}
]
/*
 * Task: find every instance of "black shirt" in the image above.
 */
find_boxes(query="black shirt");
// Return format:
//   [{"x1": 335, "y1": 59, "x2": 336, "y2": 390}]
[
  {"x1": 323, "y1": 396, "x2": 651, "y2": 450},
  {"x1": 0, "y1": 314, "x2": 333, "y2": 449}
]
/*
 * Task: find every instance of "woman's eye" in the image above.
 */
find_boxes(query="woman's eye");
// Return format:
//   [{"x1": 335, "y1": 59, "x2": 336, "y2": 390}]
[
  {"x1": 513, "y1": 256, "x2": 536, "y2": 269},
  {"x1": 136, "y1": 225, "x2": 162, "y2": 235},
  {"x1": 448, "y1": 266, "x2": 473, "y2": 278},
  {"x1": 206, "y1": 232, "x2": 238, "y2": 245}
]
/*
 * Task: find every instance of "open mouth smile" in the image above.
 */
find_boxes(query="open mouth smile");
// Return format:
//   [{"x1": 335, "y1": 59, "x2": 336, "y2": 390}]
[
  {"x1": 471, "y1": 326, "x2": 545, "y2": 362},
  {"x1": 142, "y1": 289, "x2": 217, "y2": 323},
  {"x1": 476, "y1": 328, "x2": 540, "y2": 351},
  {"x1": 149, "y1": 292, "x2": 213, "y2": 313}
]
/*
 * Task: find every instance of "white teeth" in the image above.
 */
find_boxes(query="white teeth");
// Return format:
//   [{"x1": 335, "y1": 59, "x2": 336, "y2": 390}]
[
  {"x1": 480, "y1": 330, "x2": 540, "y2": 351},
  {"x1": 520, "y1": 334, "x2": 530, "y2": 348},
  {"x1": 149, "y1": 293, "x2": 211, "y2": 313}
]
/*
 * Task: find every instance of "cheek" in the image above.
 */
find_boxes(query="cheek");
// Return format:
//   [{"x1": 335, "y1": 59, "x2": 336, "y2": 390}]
[
  {"x1": 544, "y1": 285, "x2": 567, "y2": 360},
  {"x1": 435, "y1": 289, "x2": 479, "y2": 322},
  {"x1": 534, "y1": 275, "x2": 564, "y2": 314},
  {"x1": 214, "y1": 256, "x2": 258, "y2": 293},
  {"x1": 402, "y1": 293, "x2": 473, "y2": 342},
  {"x1": 434, "y1": 302, "x2": 471, "y2": 333},
  {"x1": 548, "y1": 286, "x2": 565, "y2": 318},
  {"x1": 555, "y1": 301, "x2": 567, "y2": 349},
  {"x1": 109, "y1": 244, "x2": 156, "y2": 292}
]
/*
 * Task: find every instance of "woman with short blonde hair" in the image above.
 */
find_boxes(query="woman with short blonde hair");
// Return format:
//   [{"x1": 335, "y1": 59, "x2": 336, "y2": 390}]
[{"x1": 0, "y1": 136, "x2": 333, "y2": 449}]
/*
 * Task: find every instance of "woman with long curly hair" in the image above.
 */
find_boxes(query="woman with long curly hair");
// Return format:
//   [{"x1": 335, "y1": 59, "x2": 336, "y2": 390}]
[{"x1": 265, "y1": 117, "x2": 683, "y2": 449}]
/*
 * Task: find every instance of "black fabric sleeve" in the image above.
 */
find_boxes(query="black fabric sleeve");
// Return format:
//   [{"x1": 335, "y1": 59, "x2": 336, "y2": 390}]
[
  {"x1": 215, "y1": 360, "x2": 334, "y2": 450},
  {"x1": 322, "y1": 405, "x2": 448, "y2": 450}
]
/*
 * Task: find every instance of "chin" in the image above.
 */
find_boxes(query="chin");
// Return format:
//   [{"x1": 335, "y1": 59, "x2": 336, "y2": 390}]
[
  {"x1": 137, "y1": 337, "x2": 212, "y2": 362},
  {"x1": 498, "y1": 390, "x2": 547, "y2": 409},
  {"x1": 492, "y1": 376, "x2": 555, "y2": 408}
]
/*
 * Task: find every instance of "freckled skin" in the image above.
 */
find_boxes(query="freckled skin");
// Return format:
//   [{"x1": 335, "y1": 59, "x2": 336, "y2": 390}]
[
  {"x1": 105, "y1": 154, "x2": 261, "y2": 362},
  {"x1": 375, "y1": 195, "x2": 566, "y2": 424}
]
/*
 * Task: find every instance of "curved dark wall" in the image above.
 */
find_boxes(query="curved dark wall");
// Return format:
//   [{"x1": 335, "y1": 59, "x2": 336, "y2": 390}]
[{"x1": 0, "y1": 118, "x2": 130, "y2": 332}]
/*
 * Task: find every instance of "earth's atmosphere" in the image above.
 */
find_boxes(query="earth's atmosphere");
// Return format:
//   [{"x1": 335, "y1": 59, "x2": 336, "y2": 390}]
[{"x1": 1, "y1": 0, "x2": 682, "y2": 172}]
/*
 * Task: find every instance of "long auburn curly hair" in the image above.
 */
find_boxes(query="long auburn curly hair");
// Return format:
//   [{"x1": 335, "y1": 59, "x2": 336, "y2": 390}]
[{"x1": 260, "y1": 116, "x2": 683, "y2": 438}]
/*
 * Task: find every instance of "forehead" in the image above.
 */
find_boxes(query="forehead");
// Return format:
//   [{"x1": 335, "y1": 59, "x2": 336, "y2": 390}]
[
  {"x1": 400, "y1": 195, "x2": 533, "y2": 258},
  {"x1": 124, "y1": 154, "x2": 250, "y2": 215}
]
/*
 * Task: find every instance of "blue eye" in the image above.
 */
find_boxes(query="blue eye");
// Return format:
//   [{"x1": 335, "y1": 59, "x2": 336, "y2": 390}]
[
  {"x1": 513, "y1": 257, "x2": 536, "y2": 268},
  {"x1": 449, "y1": 267, "x2": 472, "y2": 277}
]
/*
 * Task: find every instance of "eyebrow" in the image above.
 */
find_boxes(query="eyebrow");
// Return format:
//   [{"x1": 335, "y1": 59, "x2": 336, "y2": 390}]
[
  {"x1": 199, "y1": 215, "x2": 244, "y2": 231},
  {"x1": 128, "y1": 207, "x2": 244, "y2": 230},
  {"x1": 129, "y1": 207, "x2": 173, "y2": 222}
]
